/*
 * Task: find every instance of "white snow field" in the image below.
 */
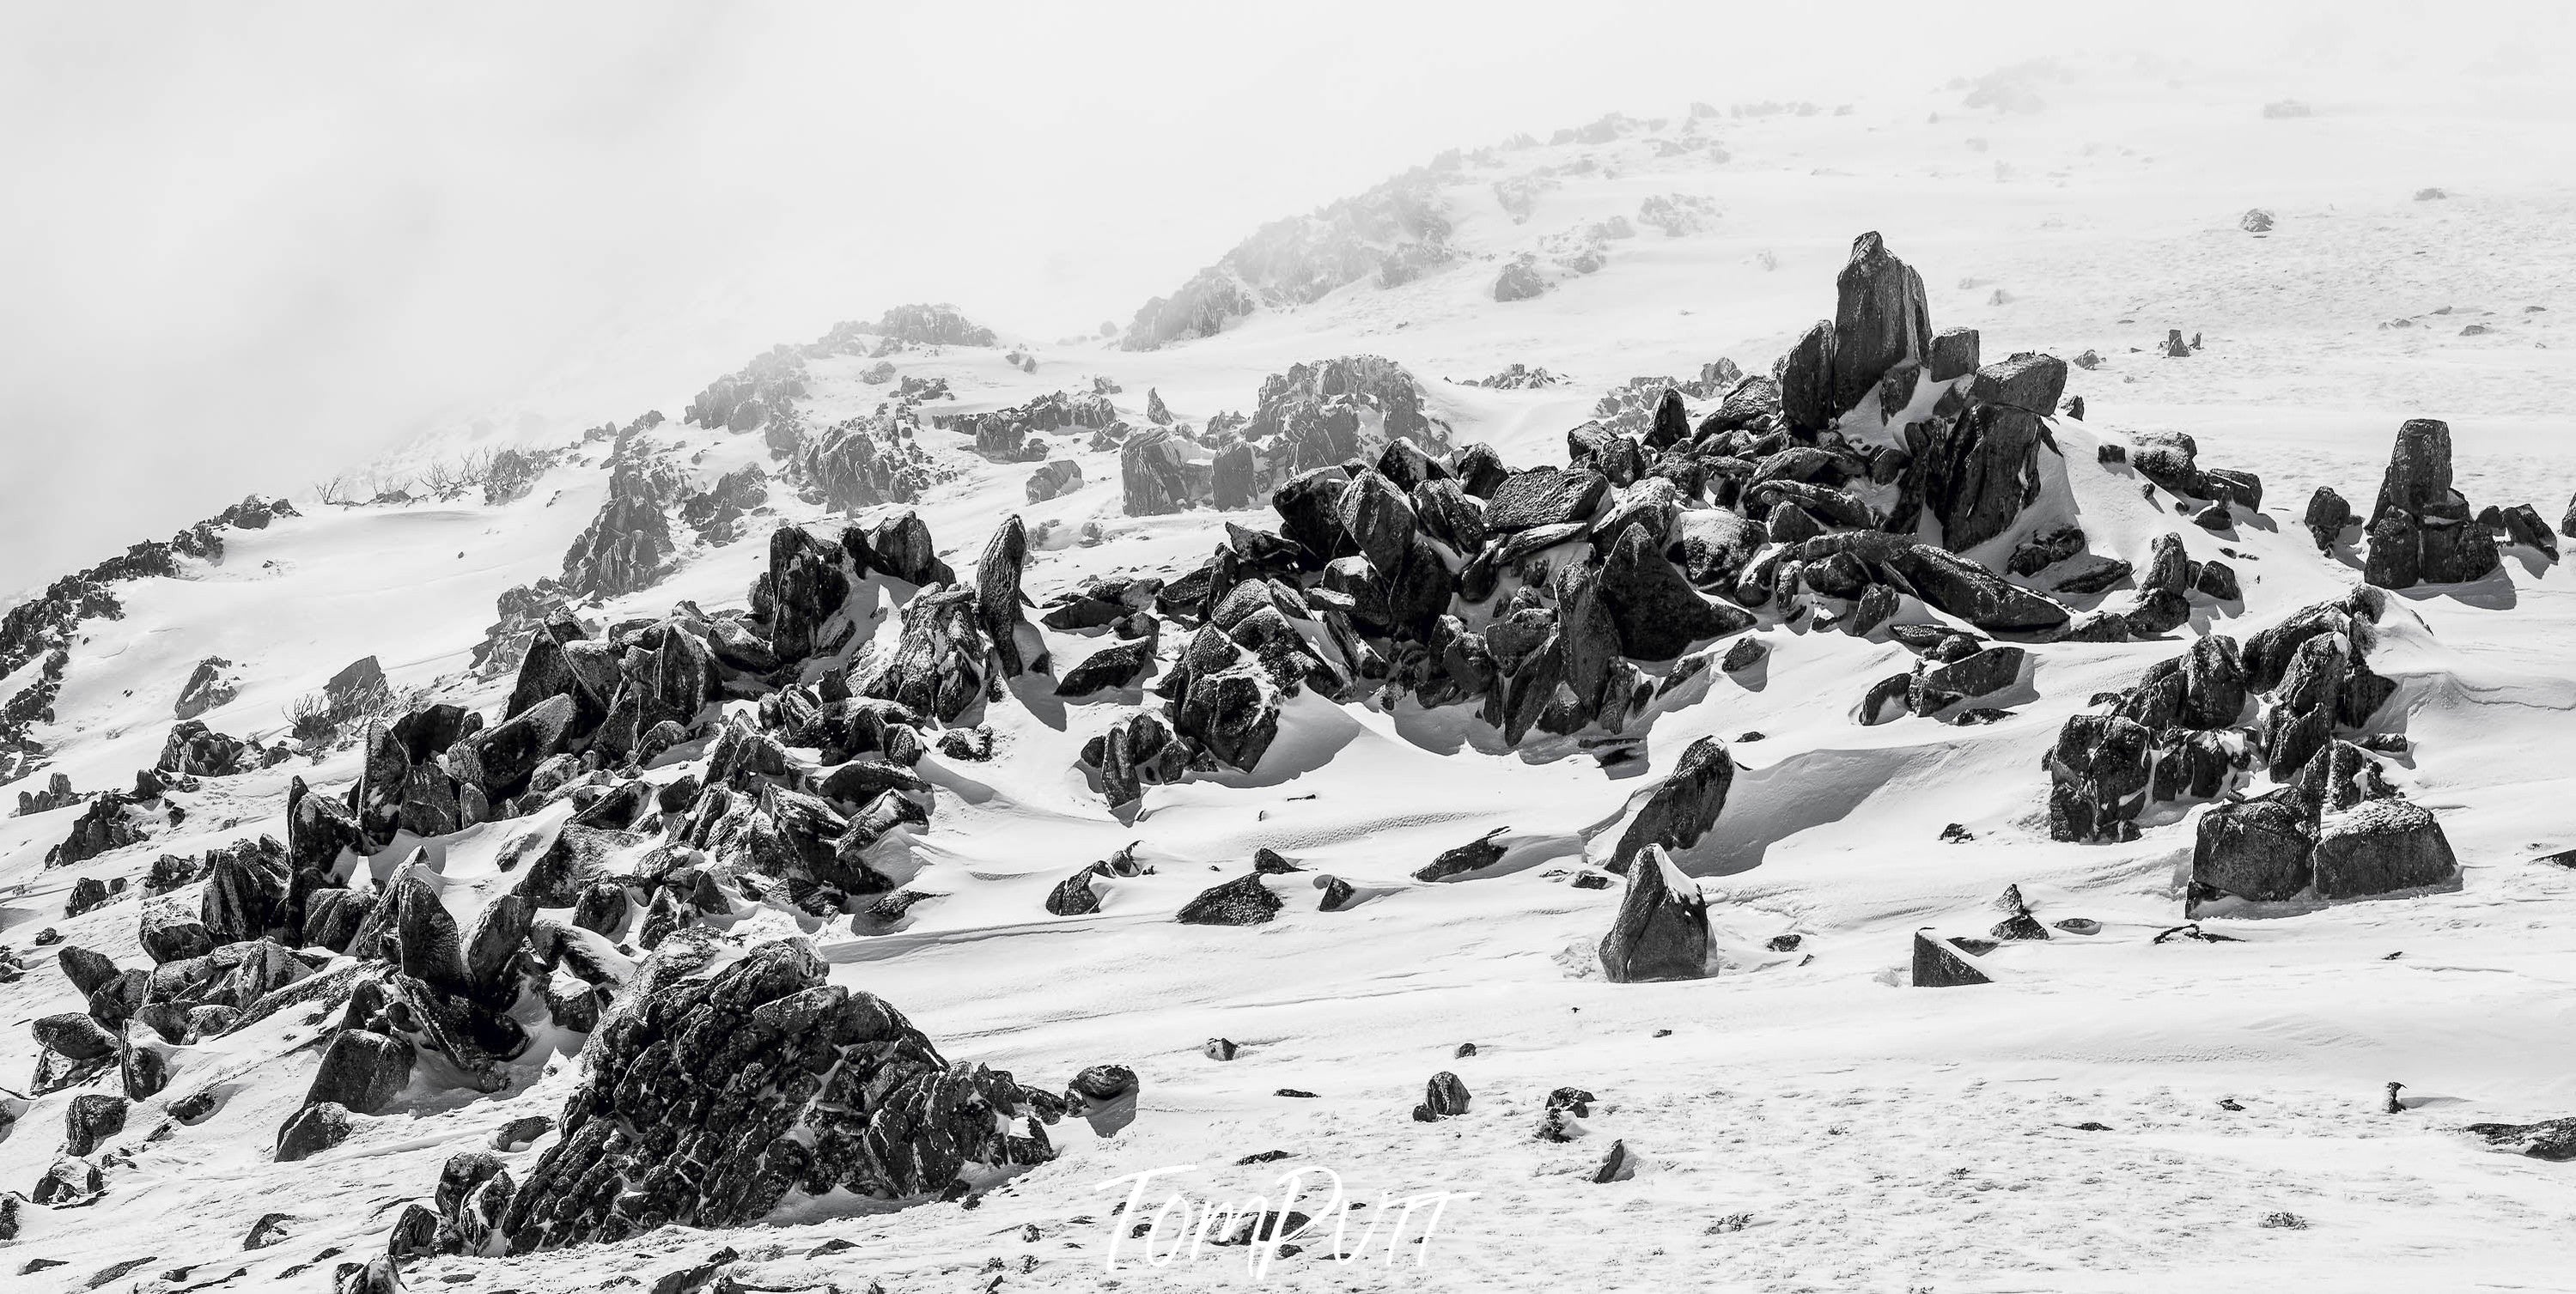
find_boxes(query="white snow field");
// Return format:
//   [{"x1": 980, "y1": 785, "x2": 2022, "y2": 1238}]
[{"x1": 9, "y1": 61, "x2": 2576, "y2": 1294}]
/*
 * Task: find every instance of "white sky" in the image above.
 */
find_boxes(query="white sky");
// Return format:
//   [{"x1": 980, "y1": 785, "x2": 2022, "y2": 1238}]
[{"x1": 3, "y1": 0, "x2": 2566, "y2": 591}]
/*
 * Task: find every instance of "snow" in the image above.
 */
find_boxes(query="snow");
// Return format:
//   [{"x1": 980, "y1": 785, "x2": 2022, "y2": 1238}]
[{"x1": 10, "y1": 63, "x2": 2576, "y2": 1294}]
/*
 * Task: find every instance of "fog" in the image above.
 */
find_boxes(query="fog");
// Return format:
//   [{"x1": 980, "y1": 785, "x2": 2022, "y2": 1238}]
[{"x1": 1, "y1": 0, "x2": 2561, "y2": 592}]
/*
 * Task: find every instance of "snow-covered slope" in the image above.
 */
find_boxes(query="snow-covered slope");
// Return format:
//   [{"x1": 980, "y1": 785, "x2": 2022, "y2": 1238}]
[{"x1": 9, "y1": 63, "x2": 2576, "y2": 1294}]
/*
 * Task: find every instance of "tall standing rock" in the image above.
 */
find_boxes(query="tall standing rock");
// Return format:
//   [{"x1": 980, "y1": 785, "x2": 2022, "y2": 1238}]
[
  {"x1": 760, "y1": 526, "x2": 856, "y2": 663},
  {"x1": 974, "y1": 516, "x2": 1037, "y2": 677},
  {"x1": 1828, "y1": 233, "x2": 1934, "y2": 418},
  {"x1": 1598, "y1": 845, "x2": 1709, "y2": 982},
  {"x1": 2363, "y1": 419, "x2": 2500, "y2": 586}
]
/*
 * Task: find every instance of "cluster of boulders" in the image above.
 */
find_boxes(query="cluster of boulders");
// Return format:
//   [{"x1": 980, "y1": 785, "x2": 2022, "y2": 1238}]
[
  {"x1": 1119, "y1": 356, "x2": 1452, "y2": 519},
  {"x1": 44, "y1": 793, "x2": 161, "y2": 867},
  {"x1": 1067, "y1": 235, "x2": 2105, "y2": 809},
  {"x1": 785, "y1": 406, "x2": 946, "y2": 515},
  {"x1": 422, "y1": 936, "x2": 1064, "y2": 1254},
  {"x1": 16, "y1": 771, "x2": 82, "y2": 816},
  {"x1": 156, "y1": 720, "x2": 288, "y2": 778},
  {"x1": 1462, "y1": 364, "x2": 1561, "y2": 390},
  {"x1": 2320, "y1": 419, "x2": 2510, "y2": 588},
  {"x1": 935, "y1": 389, "x2": 1117, "y2": 460},
  {"x1": 856, "y1": 303, "x2": 998, "y2": 351},
  {"x1": 676, "y1": 465, "x2": 769, "y2": 547},
  {"x1": 2047, "y1": 585, "x2": 2409, "y2": 855},
  {"x1": 482, "y1": 447, "x2": 563, "y2": 507},
  {"x1": 25, "y1": 504, "x2": 1081, "y2": 1218},
  {"x1": 1589, "y1": 362, "x2": 1743, "y2": 440},
  {"x1": 685, "y1": 346, "x2": 808, "y2": 434},
  {"x1": 558, "y1": 448, "x2": 686, "y2": 601}
]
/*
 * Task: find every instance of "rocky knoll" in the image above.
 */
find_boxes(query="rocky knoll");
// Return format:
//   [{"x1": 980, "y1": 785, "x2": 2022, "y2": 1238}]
[
  {"x1": 433, "y1": 937, "x2": 1058, "y2": 1254},
  {"x1": 1121, "y1": 355, "x2": 1453, "y2": 519},
  {"x1": 1122, "y1": 168, "x2": 1455, "y2": 350}
]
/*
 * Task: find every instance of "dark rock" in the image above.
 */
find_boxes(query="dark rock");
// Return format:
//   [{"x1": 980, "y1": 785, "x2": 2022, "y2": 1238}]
[
  {"x1": 1970, "y1": 353, "x2": 2067, "y2": 415},
  {"x1": 1790, "y1": 534, "x2": 2067, "y2": 632},
  {"x1": 1599, "y1": 845, "x2": 1709, "y2": 982},
  {"x1": 1607, "y1": 737, "x2": 1733, "y2": 867},
  {"x1": 138, "y1": 896, "x2": 216, "y2": 963},
  {"x1": 2311, "y1": 800, "x2": 2457, "y2": 900},
  {"x1": 1927, "y1": 327, "x2": 1981, "y2": 382},
  {"x1": 494, "y1": 939, "x2": 1057, "y2": 1250},
  {"x1": 64, "y1": 1092, "x2": 127, "y2": 1157},
  {"x1": 1055, "y1": 637, "x2": 1155, "y2": 700},
  {"x1": 1176, "y1": 872, "x2": 1281, "y2": 926},
  {"x1": 1414, "y1": 829, "x2": 1508, "y2": 883},
  {"x1": 757, "y1": 527, "x2": 855, "y2": 663},
  {"x1": 2305, "y1": 488, "x2": 2355, "y2": 551},
  {"x1": 1911, "y1": 932, "x2": 1991, "y2": 987},
  {"x1": 1854, "y1": 672, "x2": 1912, "y2": 726},
  {"x1": 1422, "y1": 1072, "x2": 1471, "y2": 1118},
  {"x1": 275, "y1": 1101, "x2": 354, "y2": 1163},
  {"x1": 1918, "y1": 402, "x2": 2049, "y2": 553},
  {"x1": 2463, "y1": 1117, "x2": 2576, "y2": 1161},
  {"x1": 2125, "y1": 588, "x2": 2192, "y2": 637},
  {"x1": 1909, "y1": 646, "x2": 2024, "y2": 714},
  {"x1": 972, "y1": 516, "x2": 1037, "y2": 678},
  {"x1": 2191, "y1": 799, "x2": 2315, "y2": 905},
  {"x1": 2364, "y1": 419, "x2": 2500, "y2": 586},
  {"x1": 244, "y1": 1212, "x2": 294, "y2": 1250},
  {"x1": 1597, "y1": 527, "x2": 1754, "y2": 660},
  {"x1": 1485, "y1": 469, "x2": 1607, "y2": 532},
  {"x1": 2289, "y1": 740, "x2": 2396, "y2": 817},
  {"x1": 2046, "y1": 714, "x2": 2151, "y2": 841},
  {"x1": 2500, "y1": 503, "x2": 2559, "y2": 560},
  {"x1": 305, "y1": 1030, "x2": 416, "y2": 1115},
  {"x1": 1828, "y1": 233, "x2": 1933, "y2": 416}
]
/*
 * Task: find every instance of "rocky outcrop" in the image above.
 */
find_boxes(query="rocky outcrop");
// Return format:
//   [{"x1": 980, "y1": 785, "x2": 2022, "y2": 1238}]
[
  {"x1": 2052, "y1": 592, "x2": 2393, "y2": 846},
  {"x1": 1176, "y1": 872, "x2": 1282, "y2": 926},
  {"x1": 174, "y1": 656, "x2": 240, "y2": 720},
  {"x1": 561, "y1": 456, "x2": 681, "y2": 600},
  {"x1": 2363, "y1": 419, "x2": 2500, "y2": 587},
  {"x1": 870, "y1": 303, "x2": 997, "y2": 349},
  {"x1": 481, "y1": 938, "x2": 1059, "y2": 1253}
]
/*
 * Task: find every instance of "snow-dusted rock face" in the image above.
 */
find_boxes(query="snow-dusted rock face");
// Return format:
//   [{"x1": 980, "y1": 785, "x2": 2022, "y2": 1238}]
[
  {"x1": 467, "y1": 937, "x2": 1058, "y2": 1255},
  {"x1": 13, "y1": 70, "x2": 2576, "y2": 1293}
]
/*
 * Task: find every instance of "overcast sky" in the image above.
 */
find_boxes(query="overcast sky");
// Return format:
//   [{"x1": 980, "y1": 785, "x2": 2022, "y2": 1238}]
[{"x1": 3, "y1": 0, "x2": 2563, "y2": 593}]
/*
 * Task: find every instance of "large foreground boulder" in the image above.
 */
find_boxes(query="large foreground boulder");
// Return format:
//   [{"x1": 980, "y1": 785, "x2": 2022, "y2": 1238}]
[{"x1": 491, "y1": 939, "x2": 1057, "y2": 1252}]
